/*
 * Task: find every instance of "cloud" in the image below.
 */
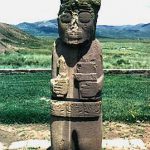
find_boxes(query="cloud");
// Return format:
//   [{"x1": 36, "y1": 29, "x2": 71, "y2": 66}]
[
  {"x1": 0, "y1": 0, "x2": 149, "y2": 25},
  {"x1": 0, "y1": 0, "x2": 59, "y2": 24},
  {"x1": 98, "y1": 0, "x2": 150, "y2": 25}
]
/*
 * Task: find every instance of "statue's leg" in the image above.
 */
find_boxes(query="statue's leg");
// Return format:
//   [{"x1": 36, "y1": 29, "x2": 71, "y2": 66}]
[
  {"x1": 51, "y1": 116, "x2": 73, "y2": 150},
  {"x1": 51, "y1": 101, "x2": 102, "y2": 150},
  {"x1": 71, "y1": 117, "x2": 102, "y2": 150},
  {"x1": 51, "y1": 117, "x2": 102, "y2": 150}
]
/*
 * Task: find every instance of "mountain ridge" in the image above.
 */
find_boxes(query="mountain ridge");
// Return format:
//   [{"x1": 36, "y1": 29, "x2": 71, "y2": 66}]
[
  {"x1": 16, "y1": 20, "x2": 150, "y2": 39},
  {"x1": 0, "y1": 22, "x2": 44, "y2": 53},
  {"x1": 16, "y1": 19, "x2": 58, "y2": 37}
]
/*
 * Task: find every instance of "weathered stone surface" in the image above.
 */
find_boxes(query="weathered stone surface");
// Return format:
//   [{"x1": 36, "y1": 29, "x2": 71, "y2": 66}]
[
  {"x1": 1, "y1": 138, "x2": 146, "y2": 150},
  {"x1": 103, "y1": 139, "x2": 130, "y2": 149},
  {"x1": 51, "y1": 55, "x2": 69, "y2": 97},
  {"x1": 102, "y1": 139, "x2": 147, "y2": 150},
  {"x1": 74, "y1": 73, "x2": 97, "y2": 81},
  {"x1": 9, "y1": 140, "x2": 51, "y2": 150},
  {"x1": 79, "y1": 81, "x2": 99, "y2": 98},
  {"x1": 51, "y1": 101, "x2": 101, "y2": 117},
  {"x1": 51, "y1": 39, "x2": 103, "y2": 100},
  {"x1": 50, "y1": 0, "x2": 103, "y2": 149},
  {"x1": 76, "y1": 62, "x2": 97, "y2": 73},
  {"x1": 51, "y1": 117, "x2": 102, "y2": 150},
  {"x1": 60, "y1": 0, "x2": 101, "y2": 6},
  {"x1": 129, "y1": 139, "x2": 147, "y2": 149},
  {"x1": 0, "y1": 142, "x2": 5, "y2": 150}
]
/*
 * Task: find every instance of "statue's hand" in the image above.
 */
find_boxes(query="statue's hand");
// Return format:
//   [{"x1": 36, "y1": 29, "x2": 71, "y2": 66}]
[
  {"x1": 51, "y1": 77, "x2": 69, "y2": 97},
  {"x1": 79, "y1": 74, "x2": 104, "y2": 98},
  {"x1": 80, "y1": 82, "x2": 98, "y2": 98}
]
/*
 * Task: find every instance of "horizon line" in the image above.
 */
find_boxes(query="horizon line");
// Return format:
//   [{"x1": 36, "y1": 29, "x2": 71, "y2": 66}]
[{"x1": 0, "y1": 19, "x2": 150, "y2": 26}]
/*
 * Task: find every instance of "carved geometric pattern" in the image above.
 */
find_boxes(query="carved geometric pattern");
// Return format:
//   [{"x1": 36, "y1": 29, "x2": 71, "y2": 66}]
[{"x1": 51, "y1": 100, "x2": 102, "y2": 117}]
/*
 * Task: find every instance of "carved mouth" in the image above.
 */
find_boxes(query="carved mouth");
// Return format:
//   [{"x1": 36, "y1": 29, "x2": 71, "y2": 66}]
[
  {"x1": 67, "y1": 31, "x2": 82, "y2": 40},
  {"x1": 69, "y1": 36, "x2": 82, "y2": 41},
  {"x1": 67, "y1": 34, "x2": 82, "y2": 40}
]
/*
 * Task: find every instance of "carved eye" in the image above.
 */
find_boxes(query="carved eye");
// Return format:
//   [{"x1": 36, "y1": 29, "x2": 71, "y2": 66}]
[
  {"x1": 60, "y1": 12, "x2": 72, "y2": 23},
  {"x1": 79, "y1": 12, "x2": 92, "y2": 23}
]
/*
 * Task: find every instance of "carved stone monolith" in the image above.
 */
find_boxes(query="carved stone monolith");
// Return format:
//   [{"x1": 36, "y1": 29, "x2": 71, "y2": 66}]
[{"x1": 50, "y1": 0, "x2": 104, "y2": 149}]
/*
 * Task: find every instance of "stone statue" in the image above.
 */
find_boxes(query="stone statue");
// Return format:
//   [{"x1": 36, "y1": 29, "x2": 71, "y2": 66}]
[{"x1": 50, "y1": 0, "x2": 104, "y2": 149}]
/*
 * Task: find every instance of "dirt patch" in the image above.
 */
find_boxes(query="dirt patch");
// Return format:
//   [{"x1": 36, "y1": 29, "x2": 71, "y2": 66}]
[
  {"x1": 0, "y1": 129, "x2": 18, "y2": 145},
  {"x1": 0, "y1": 124, "x2": 50, "y2": 146},
  {"x1": 142, "y1": 125, "x2": 150, "y2": 150},
  {"x1": 103, "y1": 122, "x2": 150, "y2": 149},
  {"x1": 0, "y1": 122, "x2": 149, "y2": 149}
]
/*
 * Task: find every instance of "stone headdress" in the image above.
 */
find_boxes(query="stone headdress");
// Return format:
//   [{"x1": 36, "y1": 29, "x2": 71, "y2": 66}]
[
  {"x1": 59, "y1": 0, "x2": 101, "y2": 16},
  {"x1": 60, "y1": 0, "x2": 101, "y2": 6}
]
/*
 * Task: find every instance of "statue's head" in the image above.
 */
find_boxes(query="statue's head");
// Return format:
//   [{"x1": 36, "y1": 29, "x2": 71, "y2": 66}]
[{"x1": 58, "y1": 0, "x2": 101, "y2": 45}]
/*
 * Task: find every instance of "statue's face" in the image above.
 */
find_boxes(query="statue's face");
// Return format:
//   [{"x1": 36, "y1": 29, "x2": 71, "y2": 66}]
[{"x1": 58, "y1": 6, "x2": 96, "y2": 45}]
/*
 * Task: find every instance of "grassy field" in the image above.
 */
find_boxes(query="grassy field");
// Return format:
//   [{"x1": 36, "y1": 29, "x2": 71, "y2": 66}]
[
  {"x1": 0, "y1": 38, "x2": 54, "y2": 69},
  {"x1": 0, "y1": 72, "x2": 149, "y2": 123},
  {"x1": 100, "y1": 38, "x2": 150, "y2": 69},
  {"x1": 0, "y1": 38, "x2": 149, "y2": 69}
]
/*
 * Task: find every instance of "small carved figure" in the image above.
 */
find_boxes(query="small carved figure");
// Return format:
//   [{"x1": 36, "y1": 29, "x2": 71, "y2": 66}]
[
  {"x1": 50, "y1": 0, "x2": 103, "y2": 149},
  {"x1": 51, "y1": 55, "x2": 69, "y2": 97}
]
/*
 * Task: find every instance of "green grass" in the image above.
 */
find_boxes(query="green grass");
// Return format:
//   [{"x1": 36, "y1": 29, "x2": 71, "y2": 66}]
[
  {"x1": 0, "y1": 38, "x2": 54, "y2": 69},
  {"x1": 103, "y1": 74, "x2": 150, "y2": 122},
  {"x1": 0, "y1": 72, "x2": 149, "y2": 123},
  {"x1": 0, "y1": 49, "x2": 51, "y2": 69},
  {"x1": 0, "y1": 72, "x2": 51, "y2": 123},
  {"x1": 0, "y1": 38, "x2": 149, "y2": 69},
  {"x1": 101, "y1": 38, "x2": 150, "y2": 69}
]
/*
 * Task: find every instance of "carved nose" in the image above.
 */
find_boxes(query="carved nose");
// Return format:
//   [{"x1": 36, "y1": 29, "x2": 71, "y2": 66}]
[{"x1": 70, "y1": 18, "x2": 78, "y2": 31}]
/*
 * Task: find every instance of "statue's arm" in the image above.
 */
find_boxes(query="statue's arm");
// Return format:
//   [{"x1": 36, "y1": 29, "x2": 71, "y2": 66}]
[
  {"x1": 97, "y1": 52, "x2": 104, "y2": 91},
  {"x1": 51, "y1": 42, "x2": 57, "y2": 79},
  {"x1": 96, "y1": 44, "x2": 104, "y2": 91},
  {"x1": 97, "y1": 73, "x2": 104, "y2": 91},
  {"x1": 51, "y1": 41, "x2": 69, "y2": 97},
  {"x1": 78, "y1": 50, "x2": 104, "y2": 98}
]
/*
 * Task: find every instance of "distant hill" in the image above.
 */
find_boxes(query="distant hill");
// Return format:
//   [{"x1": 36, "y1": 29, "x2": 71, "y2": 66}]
[
  {"x1": 96, "y1": 23, "x2": 150, "y2": 39},
  {"x1": 16, "y1": 20, "x2": 150, "y2": 39},
  {"x1": 16, "y1": 20, "x2": 58, "y2": 37},
  {"x1": 0, "y1": 22, "x2": 43, "y2": 53}
]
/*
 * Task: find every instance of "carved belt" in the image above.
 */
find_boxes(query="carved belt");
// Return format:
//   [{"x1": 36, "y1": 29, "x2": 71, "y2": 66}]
[
  {"x1": 51, "y1": 96, "x2": 102, "y2": 102},
  {"x1": 51, "y1": 100, "x2": 102, "y2": 118}
]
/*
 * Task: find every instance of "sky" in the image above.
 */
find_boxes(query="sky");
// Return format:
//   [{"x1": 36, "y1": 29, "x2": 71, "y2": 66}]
[{"x1": 0, "y1": 0, "x2": 150, "y2": 25}]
